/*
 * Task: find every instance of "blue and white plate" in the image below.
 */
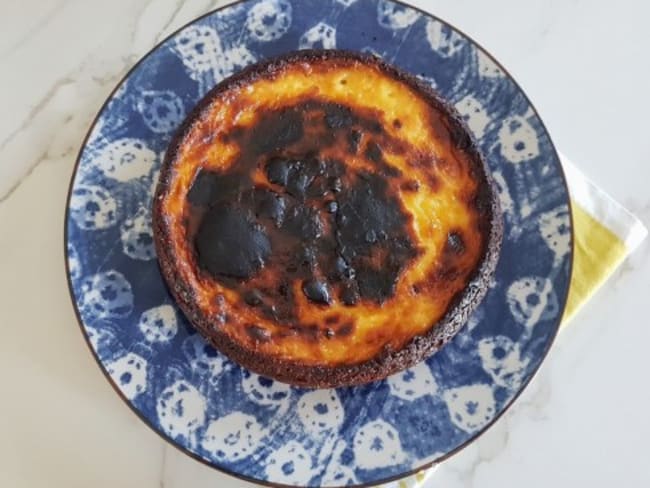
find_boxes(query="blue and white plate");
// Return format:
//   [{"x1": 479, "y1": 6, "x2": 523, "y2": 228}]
[{"x1": 65, "y1": 0, "x2": 572, "y2": 486}]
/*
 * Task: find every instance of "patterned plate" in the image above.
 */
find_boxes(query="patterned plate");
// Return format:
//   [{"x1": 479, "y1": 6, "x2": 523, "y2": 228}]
[{"x1": 65, "y1": 0, "x2": 572, "y2": 486}]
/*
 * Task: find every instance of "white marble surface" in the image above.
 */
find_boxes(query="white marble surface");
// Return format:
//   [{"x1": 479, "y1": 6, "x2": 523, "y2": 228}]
[{"x1": 1, "y1": 0, "x2": 649, "y2": 486}]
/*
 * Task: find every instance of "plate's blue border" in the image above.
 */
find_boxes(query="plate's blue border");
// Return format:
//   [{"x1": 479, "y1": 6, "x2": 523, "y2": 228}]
[{"x1": 63, "y1": 1, "x2": 574, "y2": 486}]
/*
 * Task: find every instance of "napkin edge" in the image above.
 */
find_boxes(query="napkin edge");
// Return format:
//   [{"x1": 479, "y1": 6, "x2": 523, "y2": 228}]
[{"x1": 560, "y1": 153, "x2": 648, "y2": 252}]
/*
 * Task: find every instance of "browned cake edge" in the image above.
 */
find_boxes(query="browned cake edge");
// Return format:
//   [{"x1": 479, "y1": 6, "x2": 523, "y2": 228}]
[{"x1": 152, "y1": 49, "x2": 503, "y2": 388}]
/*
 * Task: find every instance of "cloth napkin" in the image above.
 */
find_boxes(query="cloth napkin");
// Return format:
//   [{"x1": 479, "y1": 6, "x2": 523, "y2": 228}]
[{"x1": 384, "y1": 154, "x2": 648, "y2": 488}]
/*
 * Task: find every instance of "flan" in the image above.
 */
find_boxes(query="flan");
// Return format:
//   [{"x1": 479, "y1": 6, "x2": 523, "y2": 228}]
[{"x1": 153, "y1": 50, "x2": 502, "y2": 388}]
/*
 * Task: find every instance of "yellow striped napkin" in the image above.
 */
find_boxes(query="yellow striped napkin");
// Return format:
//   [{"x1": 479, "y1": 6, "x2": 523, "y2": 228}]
[{"x1": 384, "y1": 155, "x2": 647, "y2": 488}]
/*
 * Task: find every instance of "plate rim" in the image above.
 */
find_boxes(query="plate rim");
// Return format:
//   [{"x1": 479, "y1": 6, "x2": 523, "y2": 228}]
[{"x1": 63, "y1": 0, "x2": 574, "y2": 486}]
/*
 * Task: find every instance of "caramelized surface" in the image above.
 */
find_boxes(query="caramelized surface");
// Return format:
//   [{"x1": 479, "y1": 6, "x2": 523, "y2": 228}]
[{"x1": 159, "y1": 55, "x2": 488, "y2": 366}]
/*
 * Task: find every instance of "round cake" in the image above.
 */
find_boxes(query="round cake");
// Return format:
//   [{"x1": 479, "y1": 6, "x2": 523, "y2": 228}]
[{"x1": 153, "y1": 50, "x2": 502, "y2": 388}]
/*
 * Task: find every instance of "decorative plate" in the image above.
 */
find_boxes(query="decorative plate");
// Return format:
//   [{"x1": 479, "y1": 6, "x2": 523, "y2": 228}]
[{"x1": 65, "y1": 0, "x2": 572, "y2": 486}]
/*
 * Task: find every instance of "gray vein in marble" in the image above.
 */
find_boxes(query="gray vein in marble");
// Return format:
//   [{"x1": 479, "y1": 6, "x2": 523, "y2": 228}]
[
  {"x1": 0, "y1": 76, "x2": 74, "y2": 154},
  {"x1": 0, "y1": 0, "x2": 67, "y2": 60},
  {"x1": 0, "y1": 151, "x2": 48, "y2": 204},
  {"x1": 473, "y1": 423, "x2": 511, "y2": 486},
  {"x1": 443, "y1": 451, "x2": 482, "y2": 488},
  {"x1": 130, "y1": 0, "x2": 159, "y2": 48},
  {"x1": 610, "y1": 261, "x2": 635, "y2": 290},
  {"x1": 0, "y1": 43, "x2": 143, "y2": 203},
  {"x1": 0, "y1": 143, "x2": 75, "y2": 204},
  {"x1": 536, "y1": 1, "x2": 560, "y2": 41},
  {"x1": 159, "y1": 444, "x2": 167, "y2": 488},
  {"x1": 445, "y1": 381, "x2": 548, "y2": 488},
  {"x1": 154, "y1": 0, "x2": 186, "y2": 44},
  {"x1": 516, "y1": 376, "x2": 552, "y2": 421},
  {"x1": 209, "y1": 0, "x2": 232, "y2": 11},
  {"x1": 0, "y1": 76, "x2": 75, "y2": 203},
  {"x1": 0, "y1": 0, "x2": 238, "y2": 207},
  {"x1": 91, "y1": 55, "x2": 138, "y2": 85}
]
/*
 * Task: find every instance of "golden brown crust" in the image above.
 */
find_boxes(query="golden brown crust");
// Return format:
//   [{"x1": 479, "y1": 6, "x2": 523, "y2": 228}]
[{"x1": 153, "y1": 50, "x2": 502, "y2": 388}]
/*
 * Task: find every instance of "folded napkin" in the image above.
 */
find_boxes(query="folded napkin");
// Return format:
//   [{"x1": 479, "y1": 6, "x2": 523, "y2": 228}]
[
  {"x1": 384, "y1": 155, "x2": 648, "y2": 488},
  {"x1": 559, "y1": 155, "x2": 647, "y2": 322}
]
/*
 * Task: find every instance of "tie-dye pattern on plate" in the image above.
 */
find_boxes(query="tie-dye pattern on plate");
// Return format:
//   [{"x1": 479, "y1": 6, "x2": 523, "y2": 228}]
[{"x1": 65, "y1": 0, "x2": 572, "y2": 486}]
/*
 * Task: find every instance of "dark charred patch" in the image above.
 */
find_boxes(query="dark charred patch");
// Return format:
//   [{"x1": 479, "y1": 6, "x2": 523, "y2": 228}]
[
  {"x1": 334, "y1": 171, "x2": 417, "y2": 302},
  {"x1": 325, "y1": 315, "x2": 340, "y2": 325},
  {"x1": 282, "y1": 204, "x2": 323, "y2": 240},
  {"x1": 305, "y1": 177, "x2": 330, "y2": 198},
  {"x1": 246, "y1": 324, "x2": 271, "y2": 342},
  {"x1": 383, "y1": 137, "x2": 409, "y2": 156},
  {"x1": 249, "y1": 106, "x2": 303, "y2": 154},
  {"x1": 338, "y1": 322, "x2": 355, "y2": 337},
  {"x1": 365, "y1": 141, "x2": 383, "y2": 163},
  {"x1": 473, "y1": 181, "x2": 493, "y2": 217},
  {"x1": 407, "y1": 154, "x2": 439, "y2": 190},
  {"x1": 195, "y1": 204, "x2": 271, "y2": 279},
  {"x1": 287, "y1": 323, "x2": 320, "y2": 340},
  {"x1": 328, "y1": 176, "x2": 342, "y2": 193},
  {"x1": 297, "y1": 245, "x2": 317, "y2": 270},
  {"x1": 446, "y1": 118, "x2": 474, "y2": 151},
  {"x1": 336, "y1": 173, "x2": 411, "y2": 255},
  {"x1": 445, "y1": 231, "x2": 465, "y2": 255},
  {"x1": 260, "y1": 304, "x2": 279, "y2": 321},
  {"x1": 369, "y1": 121, "x2": 383, "y2": 134},
  {"x1": 435, "y1": 265, "x2": 462, "y2": 281},
  {"x1": 340, "y1": 283, "x2": 360, "y2": 306},
  {"x1": 324, "y1": 158, "x2": 346, "y2": 177},
  {"x1": 325, "y1": 200, "x2": 338, "y2": 213},
  {"x1": 347, "y1": 130, "x2": 362, "y2": 153},
  {"x1": 265, "y1": 157, "x2": 325, "y2": 200},
  {"x1": 187, "y1": 169, "x2": 248, "y2": 206},
  {"x1": 393, "y1": 119, "x2": 402, "y2": 129},
  {"x1": 302, "y1": 279, "x2": 331, "y2": 305},
  {"x1": 425, "y1": 173, "x2": 439, "y2": 191},
  {"x1": 333, "y1": 255, "x2": 355, "y2": 280},
  {"x1": 356, "y1": 267, "x2": 398, "y2": 303},
  {"x1": 408, "y1": 152, "x2": 434, "y2": 169},
  {"x1": 286, "y1": 171, "x2": 316, "y2": 200},
  {"x1": 401, "y1": 180, "x2": 420, "y2": 192},
  {"x1": 300, "y1": 324, "x2": 320, "y2": 341},
  {"x1": 244, "y1": 289, "x2": 264, "y2": 306},
  {"x1": 383, "y1": 164, "x2": 402, "y2": 178},
  {"x1": 278, "y1": 281, "x2": 291, "y2": 297},
  {"x1": 325, "y1": 104, "x2": 355, "y2": 129},
  {"x1": 265, "y1": 157, "x2": 292, "y2": 186},
  {"x1": 241, "y1": 187, "x2": 287, "y2": 227},
  {"x1": 186, "y1": 98, "x2": 419, "y2": 327}
]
